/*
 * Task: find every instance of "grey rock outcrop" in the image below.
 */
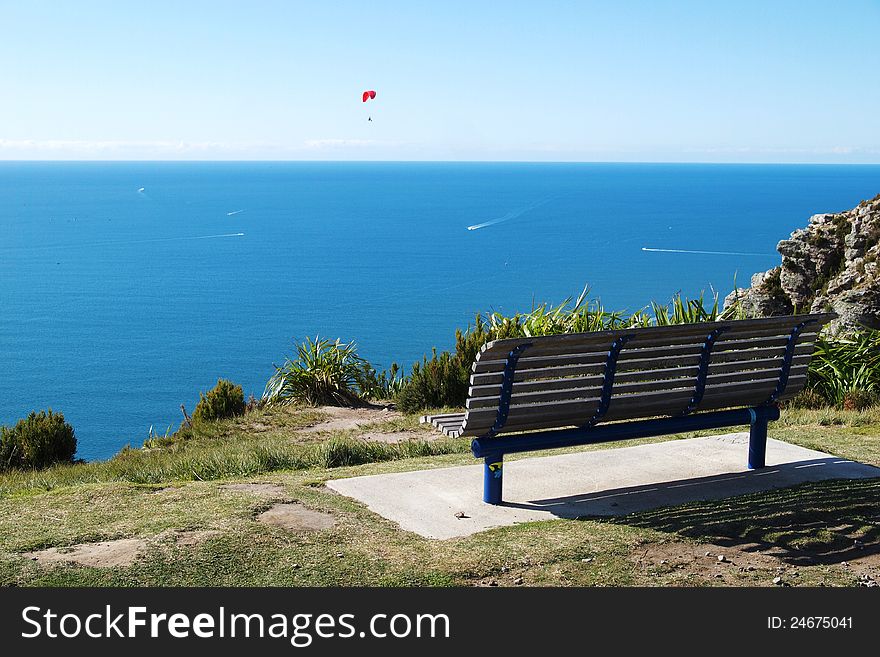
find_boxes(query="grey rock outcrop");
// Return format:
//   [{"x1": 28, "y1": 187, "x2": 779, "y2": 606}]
[{"x1": 725, "y1": 194, "x2": 880, "y2": 331}]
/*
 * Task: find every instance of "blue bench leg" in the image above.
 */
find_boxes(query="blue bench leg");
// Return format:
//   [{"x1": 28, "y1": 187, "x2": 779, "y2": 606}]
[
  {"x1": 748, "y1": 408, "x2": 769, "y2": 469},
  {"x1": 483, "y1": 456, "x2": 504, "y2": 504}
]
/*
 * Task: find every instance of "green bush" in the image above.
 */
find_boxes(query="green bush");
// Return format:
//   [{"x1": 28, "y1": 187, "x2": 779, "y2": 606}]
[
  {"x1": 0, "y1": 410, "x2": 76, "y2": 471},
  {"x1": 784, "y1": 388, "x2": 827, "y2": 410},
  {"x1": 842, "y1": 389, "x2": 879, "y2": 411},
  {"x1": 263, "y1": 336, "x2": 371, "y2": 407},
  {"x1": 359, "y1": 362, "x2": 407, "y2": 401},
  {"x1": 192, "y1": 379, "x2": 246, "y2": 424},
  {"x1": 806, "y1": 329, "x2": 880, "y2": 407},
  {"x1": 396, "y1": 349, "x2": 470, "y2": 413}
]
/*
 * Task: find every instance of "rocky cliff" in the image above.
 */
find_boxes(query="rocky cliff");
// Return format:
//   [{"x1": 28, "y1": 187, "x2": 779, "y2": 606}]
[{"x1": 725, "y1": 193, "x2": 880, "y2": 331}]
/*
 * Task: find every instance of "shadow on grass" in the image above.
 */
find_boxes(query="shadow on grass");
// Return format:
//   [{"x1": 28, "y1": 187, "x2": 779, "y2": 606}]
[{"x1": 600, "y1": 478, "x2": 880, "y2": 566}]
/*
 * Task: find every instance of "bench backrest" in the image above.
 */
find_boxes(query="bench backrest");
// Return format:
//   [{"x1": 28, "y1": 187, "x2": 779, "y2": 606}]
[{"x1": 459, "y1": 313, "x2": 835, "y2": 438}]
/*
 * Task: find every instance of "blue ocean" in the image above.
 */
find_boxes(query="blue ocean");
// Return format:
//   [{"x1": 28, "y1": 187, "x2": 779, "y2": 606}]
[{"x1": 2, "y1": 162, "x2": 879, "y2": 459}]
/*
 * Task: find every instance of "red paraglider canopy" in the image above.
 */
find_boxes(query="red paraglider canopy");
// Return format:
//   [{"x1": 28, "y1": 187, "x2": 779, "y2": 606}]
[{"x1": 362, "y1": 90, "x2": 377, "y2": 102}]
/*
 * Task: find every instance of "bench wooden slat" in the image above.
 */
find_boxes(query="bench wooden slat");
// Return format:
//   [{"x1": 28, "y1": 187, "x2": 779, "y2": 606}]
[
  {"x1": 478, "y1": 326, "x2": 820, "y2": 362},
  {"x1": 680, "y1": 342, "x2": 813, "y2": 365},
  {"x1": 419, "y1": 413, "x2": 463, "y2": 424},
  {"x1": 467, "y1": 354, "x2": 812, "y2": 398},
  {"x1": 459, "y1": 375, "x2": 811, "y2": 438},
  {"x1": 468, "y1": 347, "x2": 814, "y2": 386},
  {"x1": 469, "y1": 361, "x2": 608, "y2": 386},
  {"x1": 468, "y1": 354, "x2": 811, "y2": 401},
  {"x1": 477, "y1": 313, "x2": 834, "y2": 361},
  {"x1": 464, "y1": 364, "x2": 810, "y2": 410},
  {"x1": 469, "y1": 368, "x2": 694, "y2": 399},
  {"x1": 460, "y1": 374, "x2": 809, "y2": 437},
  {"x1": 420, "y1": 412, "x2": 467, "y2": 437},
  {"x1": 461, "y1": 375, "x2": 792, "y2": 432},
  {"x1": 700, "y1": 375, "x2": 809, "y2": 406},
  {"x1": 471, "y1": 333, "x2": 818, "y2": 374}
]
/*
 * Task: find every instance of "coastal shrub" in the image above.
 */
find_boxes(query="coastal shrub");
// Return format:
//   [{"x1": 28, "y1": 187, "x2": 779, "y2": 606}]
[
  {"x1": 0, "y1": 410, "x2": 76, "y2": 471},
  {"x1": 396, "y1": 350, "x2": 470, "y2": 413},
  {"x1": 842, "y1": 389, "x2": 878, "y2": 411},
  {"x1": 263, "y1": 336, "x2": 371, "y2": 407},
  {"x1": 806, "y1": 329, "x2": 880, "y2": 407},
  {"x1": 143, "y1": 424, "x2": 177, "y2": 449},
  {"x1": 192, "y1": 379, "x2": 246, "y2": 424},
  {"x1": 359, "y1": 362, "x2": 407, "y2": 401},
  {"x1": 784, "y1": 389, "x2": 827, "y2": 410},
  {"x1": 649, "y1": 290, "x2": 745, "y2": 325}
]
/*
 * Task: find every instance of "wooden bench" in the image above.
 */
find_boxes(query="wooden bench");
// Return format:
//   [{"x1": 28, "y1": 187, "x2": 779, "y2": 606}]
[{"x1": 422, "y1": 313, "x2": 835, "y2": 504}]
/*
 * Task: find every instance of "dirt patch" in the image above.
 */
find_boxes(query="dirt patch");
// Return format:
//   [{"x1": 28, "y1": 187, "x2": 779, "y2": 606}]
[
  {"x1": 219, "y1": 483, "x2": 288, "y2": 496},
  {"x1": 628, "y1": 541, "x2": 827, "y2": 585},
  {"x1": 637, "y1": 541, "x2": 782, "y2": 572},
  {"x1": 257, "y1": 503, "x2": 336, "y2": 532},
  {"x1": 23, "y1": 538, "x2": 147, "y2": 568},
  {"x1": 300, "y1": 405, "x2": 399, "y2": 433},
  {"x1": 22, "y1": 530, "x2": 224, "y2": 568}
]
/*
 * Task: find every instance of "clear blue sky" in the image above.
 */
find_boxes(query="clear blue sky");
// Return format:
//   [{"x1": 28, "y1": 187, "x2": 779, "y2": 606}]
[{"x1": 1, "y1": 0, "x2": 878, "y2": 162}]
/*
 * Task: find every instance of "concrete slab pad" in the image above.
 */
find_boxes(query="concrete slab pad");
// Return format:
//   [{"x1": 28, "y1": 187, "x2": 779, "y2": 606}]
[{"x1": 326, "y1": 434, "x2": 880, "y2": 539}]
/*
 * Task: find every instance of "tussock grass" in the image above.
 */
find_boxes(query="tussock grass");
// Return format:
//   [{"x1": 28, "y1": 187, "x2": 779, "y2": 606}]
[
  {"x1": 0, "y1": 434, "x2": 469, "y2": 497},
  {"x1": 263, "y1": 336, "x2": 401, "y2": 407},
  {"x1": 778, "y1": 406, "x2": 880, "y2": 429}
]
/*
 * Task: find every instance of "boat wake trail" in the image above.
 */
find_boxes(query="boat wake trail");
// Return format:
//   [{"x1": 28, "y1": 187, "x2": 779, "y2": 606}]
[
  {"x1": 97, "y1": 232, "x2": 246, "y2": 247},
  {"x1": 0, "y1": 232, "x2": 246, "y2": 253},
  {"x1": 641, "y1": 247, "x2": 770, "y2": 257},
  {"x1": 467, "y1": 199, "x2": 549, "y2": 231},
  {"x1": 226, "y1": 210, "x2": 245, "y2": 216},
  {"x1": 190, "y1": 232, "x2": 245, "y2": 240}
]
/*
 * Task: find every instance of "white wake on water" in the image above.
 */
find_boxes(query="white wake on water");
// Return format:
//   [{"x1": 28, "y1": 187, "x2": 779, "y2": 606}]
[
  {"x1": 98, "y1": 232, "x2": 246, "y2": 247},
  {"x1": 641, "y1": 247, "x2": 770, "y2": 257},
  {"x1": 190, "y1": 232, "x2": 245, "y2": 240},
  {"x1": 226, "y1": 210, "x2": 245, "y2": 216},
  {"x1": 467, "y1": 199, "x2": 549, "y2": 231}
]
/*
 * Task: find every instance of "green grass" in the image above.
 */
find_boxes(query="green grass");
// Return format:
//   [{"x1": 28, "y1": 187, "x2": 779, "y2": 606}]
[
  {"x1": 0, "y1": 406, "x2": 467, "y2": 497},
  {"x1": 0, "y1": 405, "x2": 877, "y2": 588}
]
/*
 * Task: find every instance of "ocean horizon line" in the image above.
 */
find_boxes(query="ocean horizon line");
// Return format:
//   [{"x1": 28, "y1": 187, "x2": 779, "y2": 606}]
[{"x1": 2, "y1": 159, "x2": 880, "y2": 166}]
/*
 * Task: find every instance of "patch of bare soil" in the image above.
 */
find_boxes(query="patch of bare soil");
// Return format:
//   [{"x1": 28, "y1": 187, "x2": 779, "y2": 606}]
[
  {"x1": 22, "y1": 529, "x2": 224, "y2": 568},
  {"x1": 300, "y1": 404, "x2": 399, "y2": 433},
  {"x1": 219, "y1": 483, "x2": 288, "y2": 496},
  {"x1": 23, "y1": 538, "x2": 147, "y2": 568},
  {"x1": 637, "y1": 541, "x2": 782, "y2": 572},
  {"x1": 257, "y1": 503, "x2": 336, "y2": 532}
]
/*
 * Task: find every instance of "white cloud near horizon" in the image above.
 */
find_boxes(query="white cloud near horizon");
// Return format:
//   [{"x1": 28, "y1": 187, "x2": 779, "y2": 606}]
[
  {"x1": 0, "y1": 138, "x2": 394, "y2": 160},
  {"x1": 683, "y1": 146, "x2": 880, "y2": 156},
  {"x1": 0, "y1": 139, "x2": 258, "y2": 158},
  {"x1": 303, "y1": 138, "x2": 379, "y2": 149}
]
